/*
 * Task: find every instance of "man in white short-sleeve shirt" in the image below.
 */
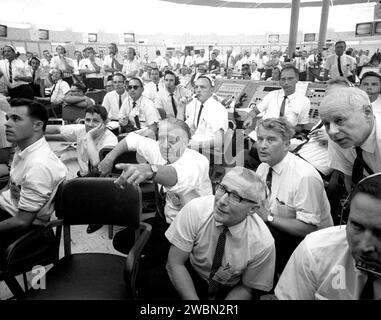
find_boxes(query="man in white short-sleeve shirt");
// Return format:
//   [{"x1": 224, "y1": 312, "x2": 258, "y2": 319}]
[
  {"x1": 119, "y1": 77, "x2": 160, "y2": 135},
  {"x1": 102, "y1": 73, "x2": 128, "y2": 122},
  {"x1": 243, "y1": 64, "x2": 311, "y2": 132},
  {"x1": 165, "y1": 167, "x2": 275, "y2": 300},
  {"x1": 102, "y1": 43, "x2": 123, "y2": 80},
  {"x1": 185, "y1": 75, "x2": 228, "y2": 151},
  {"x1": 320, "y1": 87, "x2": 381, "y2": 193},
  {"x1": 0, "y1": 99, "x2": 67, "y2": 256},
  {"x1": 255, "y1": 117, "x2": 333, "y2": 275},
  {"x1": 275, "y1": 173, "x2": 381, "y2": 300}
]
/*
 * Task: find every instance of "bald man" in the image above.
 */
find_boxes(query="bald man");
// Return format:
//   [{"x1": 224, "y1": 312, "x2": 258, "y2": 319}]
[
  {"x1": 165, "y1": 167, "x2": 275, "y2": 300},
  {"x1": 319, "y1": 87, "x2": 381, "y2": 193}
]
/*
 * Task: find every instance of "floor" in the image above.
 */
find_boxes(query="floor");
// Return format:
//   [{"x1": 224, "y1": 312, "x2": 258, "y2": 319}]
[{"x1": 0, "y1": 224, "x2": 127, "y2": 300}]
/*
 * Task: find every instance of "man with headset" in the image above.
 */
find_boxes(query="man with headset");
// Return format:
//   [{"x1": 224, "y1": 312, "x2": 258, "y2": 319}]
[
  {"x1": 155, "y1": 70, "x2": 192, "y2": 120},
  {"x1": 185, "y1": 75, "x2": 228, "y2": 151},
  {"x1": 276, "y1": 173, "x2": 381, "y2": 300}
]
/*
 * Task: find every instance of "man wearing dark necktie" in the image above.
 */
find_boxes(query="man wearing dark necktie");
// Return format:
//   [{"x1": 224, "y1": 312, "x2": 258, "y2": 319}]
[
  {"x1": 323, "y1": 41, "x2": 356, "y2": 83},
  {"x1": 319, "y1": 87, "x2": 380, "y2": 194},
  {"x1": 275, "y1": 173, "x2": 381, "y2": 300},
  {"x1": 165, "y1": 167, "x2": 276, "y2": 300},
  {"x1": 118, "y1": 77, "x2": 160, "y2": 135},
  {"x1": 185, "y1": 75, "x2": 228, "y2": 151},
  {"x1": 255, "y1": 118, "x2": 333, "y2": 276},
  {"x1": 243, "y1": 64, "x2": 311, "y2": 134}
]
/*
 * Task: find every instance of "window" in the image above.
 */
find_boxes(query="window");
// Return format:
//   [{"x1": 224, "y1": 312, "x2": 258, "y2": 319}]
[
  {"x1": 88, "y1": 33, "x2": 98, "y2": 43},
  {"x1": 0, "y1": 25, "x2": 7, "y2": 37}
]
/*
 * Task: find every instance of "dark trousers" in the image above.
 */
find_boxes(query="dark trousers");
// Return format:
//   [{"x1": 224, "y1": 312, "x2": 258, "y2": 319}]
[
  {"x1": 62, "y1": 77, "x2": 73, "y2": 87},
  {"x1": 267, "y1": 224, "x2": 304, "y2": 280},
  {"x1": 0, "y1": 208, "x2": 36, "y2": 266},
  {"x1": 8, "y1": 84, "x2": 34, "y2": 100}
]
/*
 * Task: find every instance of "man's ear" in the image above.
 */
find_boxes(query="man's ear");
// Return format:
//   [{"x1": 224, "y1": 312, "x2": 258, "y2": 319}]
[
  {"x1": 33, "y1": 120, "x2": 44, "y2": 131},
  {"x1": 363, "y1": 104, "x2": 373, "y2": 117}
]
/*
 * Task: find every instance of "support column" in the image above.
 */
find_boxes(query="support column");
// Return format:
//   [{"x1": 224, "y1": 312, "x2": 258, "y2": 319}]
[
  {"x1": 318, "y1": 0, "x2": 330, "y2": 53},
  {"x1": 288, "y1": 0, "x2": 300, "y2": 59}
]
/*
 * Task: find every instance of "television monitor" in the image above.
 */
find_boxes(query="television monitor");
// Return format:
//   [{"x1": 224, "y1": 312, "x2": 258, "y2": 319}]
[
  {"x1": 268, "y1": 34, "x2": 279, "y2": 44},
  {"x1": 124, "y1": 33, "x2": 135, "y2": 43},
  {"x1": 0, "y1": 25, "x2": 7, "y2": 37},
  {"x1": 304, "y1": 33, "x2": 316, "y2": 42},
  {"x1": 355, "y1": 22, "x2": 373, "y2": 36},
  {"x1": 88, "y1": 33, "x2": 98, "y2": 42},
  {"x1": 374, "y1": 20, "x2": 381, "y2": 35},
  {"x1": 38, "y1": 29, "x2": 49, "y2": 40}
]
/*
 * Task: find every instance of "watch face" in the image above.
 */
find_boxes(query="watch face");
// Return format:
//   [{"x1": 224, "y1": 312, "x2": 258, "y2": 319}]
[{"x1": 267, "y1": 215, "x2": 274, "y2": 222}]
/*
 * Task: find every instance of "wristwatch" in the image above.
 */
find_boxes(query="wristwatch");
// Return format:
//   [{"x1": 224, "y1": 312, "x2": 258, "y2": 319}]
[
  {"x1": 267, "y1": 213, "x2": 274, "y2": 224},
  {"x1": 149, "y1": 164, "x2": 158, "y2": 180}
]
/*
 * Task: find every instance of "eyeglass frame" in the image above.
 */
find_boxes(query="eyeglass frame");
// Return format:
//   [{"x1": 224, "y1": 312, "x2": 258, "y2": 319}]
[
  {"x1": 215, "y1": 182, "x2": 258, "y2": 205},
  {"x1": 126, "y1": 85, "x2": 142, "y2": 90}
]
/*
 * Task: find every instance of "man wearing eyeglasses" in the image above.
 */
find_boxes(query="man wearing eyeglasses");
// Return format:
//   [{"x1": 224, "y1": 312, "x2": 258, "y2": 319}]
[
  {"x1": 255, "y1": 117, "x2": 333, "y2": 277},
  {"x1": 118, "y1": 77, "x2": 160, "y2": 135},
  {"x1": 164, "y1": 167, "x2": 275, "y2": 300},
  {"x1": 275, "y1": 173, "x2": 381, "y2": 300}
]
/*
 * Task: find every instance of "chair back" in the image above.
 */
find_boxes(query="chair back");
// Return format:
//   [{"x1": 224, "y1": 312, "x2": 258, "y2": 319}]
[
  {"x1": 62, "y1": 105, "x2": 86, "y2": 123},
  {"x1": 54, "y1": 178, "x2": 142, "y2": 229},
  {"x1": 99, "y1": 147, "x2": 141, "y2": 175},
  {"x1": 85, "y1": 90, "x2": 106, "y2": 105}
]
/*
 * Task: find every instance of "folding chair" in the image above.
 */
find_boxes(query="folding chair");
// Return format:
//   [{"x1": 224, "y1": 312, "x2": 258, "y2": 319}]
[
  {"x1": 98, "y1": 147, "x2": 156, "y2": 239},
  {"x1": 0, "y1": 180, "x2": 64, "y2": 299},
  {"x1": 23, "y1": 178, "x2": 151, "y2": 300}
]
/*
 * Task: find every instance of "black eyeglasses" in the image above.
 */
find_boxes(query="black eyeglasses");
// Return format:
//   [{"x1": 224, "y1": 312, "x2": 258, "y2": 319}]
[
  {"x1": 215, "y1": 183, "x2": 258, "y2": 205},
  {"x1": 127, "y1": 85, "x2": 141, "y2": 90}
]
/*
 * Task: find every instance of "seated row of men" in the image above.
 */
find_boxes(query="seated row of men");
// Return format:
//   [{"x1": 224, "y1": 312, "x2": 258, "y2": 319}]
[{"x1": 0, "y1": 62, "x2": 380, "y2": 299}]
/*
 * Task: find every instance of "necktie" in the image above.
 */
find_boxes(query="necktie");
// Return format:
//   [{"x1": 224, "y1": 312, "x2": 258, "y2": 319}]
[
  {"x1": 118, "y1": 94, "x2": 122, "y2": 109},
  {"x1": 337, "y1": 56, "x2": 344, "y2": 77},
  {"x1": 208, "y1": 226, "x2": 229, "y2": 298},
  {"x1": 111, "y1": 57, "x2": 115, "y2": 70},
  {"x1": 279, "y1": 96, "x2": 287, "y2": 117},
  {"x1": 32, "y1": 69, "x2": 36, "y2": 83},
  {"x1": 266, "y1": 167, "x2": 273, "y2": 195},
  {"x1": 9, "y1": 61, "x2": 13, "y2": 83},
  {"x1": 226, "y1": 55, "x2": 229, "y2": 70},
  {"x1": 156, "y1": 83, "x2": 159, "y2": 92},
  {"x1": 360, "y1": 274, "x2": 375, "y2": 300},
  {"x1": 170, "y1": 93, "x2": 177, "y2": 117},
  {"x1": 133, "y1": 101, "x2": 141, "y2": 129},
  {"x1": 352, "y1": 147, "x2": 365, "y2": 184},
  {"x1": 196, "y1": 104, "x2": 204, "y2": 127}
]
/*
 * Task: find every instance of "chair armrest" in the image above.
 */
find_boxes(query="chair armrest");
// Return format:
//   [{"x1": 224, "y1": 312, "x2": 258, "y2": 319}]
[
  {"x1": 124, "y1": 222, "x2": 152, "y2": 299},
  {"x1": 1, "y1": 220, "x2": 63, "y2": 274}
]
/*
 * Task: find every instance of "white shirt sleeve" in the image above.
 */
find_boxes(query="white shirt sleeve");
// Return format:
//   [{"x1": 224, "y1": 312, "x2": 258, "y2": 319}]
[
  {"x1": 142, "y1": 99, "x2": 160, "y2": 125},
  {"x1": 275, "y1": 240, "x2": 316, "y2": 300},
  {"x1": 60, "y1": 124, "x2": 83, "y2": 142}
]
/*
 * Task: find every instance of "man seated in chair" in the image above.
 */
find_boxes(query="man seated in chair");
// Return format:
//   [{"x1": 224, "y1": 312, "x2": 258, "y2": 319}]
[
  {"x1": 0, "y1": 99, "x2": 67, "y2": 257},
  {"x1": 185, "y1": 75, "x2": 228, "y2": 152},
  {"x1": 98, "y1": 118, "x2": 212, "y2": 262},
  {"x1": 160, "y1": 167, "x2": 275, "y2": 300},
  {"x1": 35, "y1": 68, "x2": 70, "y2": 118},
  {"x1": 46, "y1": 105, "x2": 118, "y2": 234},
  {"x1": 119, "y1": 77, "x2": 160, "y2": 136},
  {"x1": 62, "y1": 82, "x2": 95, "y2": 122}
]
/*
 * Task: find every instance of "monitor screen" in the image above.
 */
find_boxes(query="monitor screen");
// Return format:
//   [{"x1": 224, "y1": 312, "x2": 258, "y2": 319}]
[
  {"x1": 124, "y1": 33, "x2": 135, "y2": 43},
  {"x1": 38, "y1": 29, "x2": 49, "y2": 40},
  {"x1": 304, "y1": 33, "x2": 316, "y2": 42},
  {"x1": 0, "y1": 25, "x2": 7, "y2": 37},
  {"x1": 355, "y1": 22, "x2": 373, "y2": 37},
  {"x1": 268, "y1": 34, "x2": 279, "y2": 44},
  {"x1": 88, "y1": 33, "x2": 98, "y2": 42}
]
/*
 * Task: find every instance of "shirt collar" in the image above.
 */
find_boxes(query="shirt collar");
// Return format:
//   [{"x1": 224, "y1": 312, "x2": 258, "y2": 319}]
[
  {"x1": 214, "y1": 217, "x2": 247, "y2": 237},
  {"x1": 15, "y1": 137, "x2": 46, "y2": 160},
  {"x1": 360, "y1": 120, "x2": 376, "y2": 154},
  {"x1": 282, "y1": 90, "x2": 296, "y2": 99},
  {"x1": 271, "y1": 152, "x2": 290, "y2": 175}
]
